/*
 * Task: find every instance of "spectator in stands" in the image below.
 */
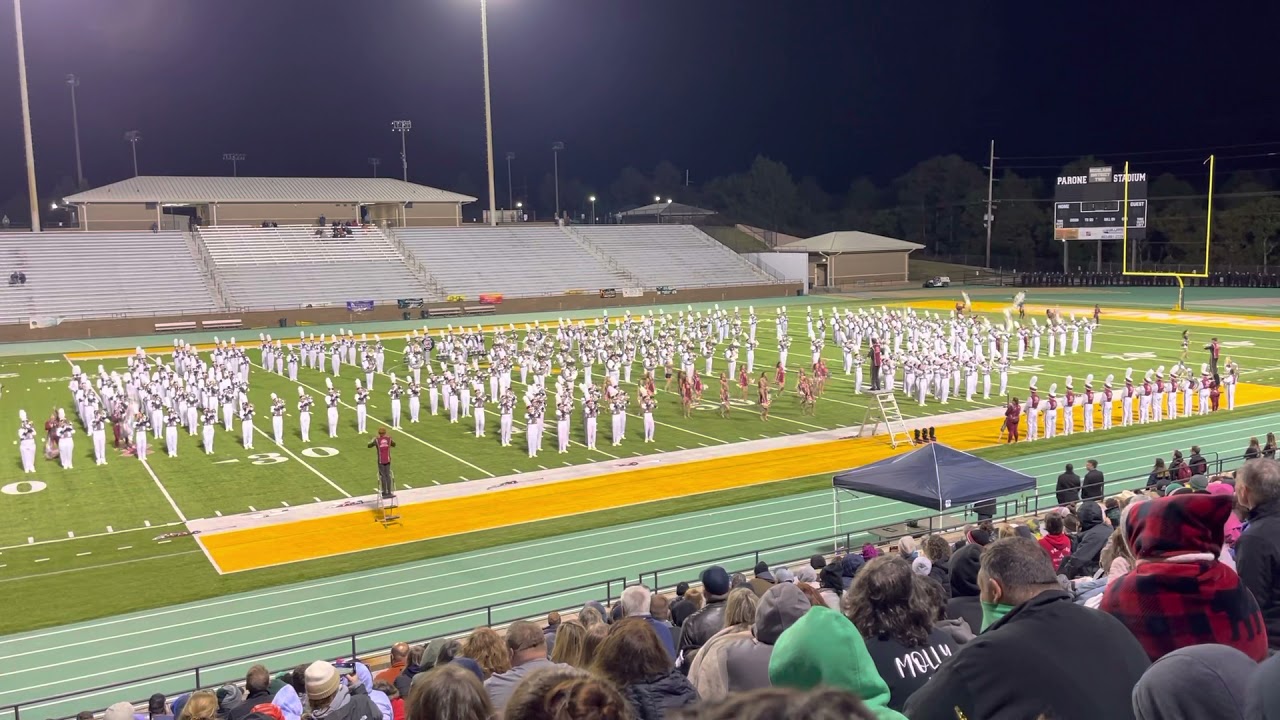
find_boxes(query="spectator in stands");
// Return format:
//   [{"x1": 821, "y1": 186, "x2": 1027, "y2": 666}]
[
  {"x1": 793, "y1": 565, "x2": 818, "y2": 589},
  {"x1": 216, "y1": 684, "x2": 245, "y2": 717},
  {"x1": 1234, "y1": 459, "x2": 1280, "y2": 652},
  {"x1": 904, "y1": 538, "x2": 1150, "y2": 720},
  {"x1": 405, "y1": 663, "x2": 491, "y2": 720},
  {"x1": 677, "y1": 566, "x2": 731, "y2": 669},
  {"x1": 670, "y1": 582, "x2": 695, "y2": 626},
  {"x1": 817, "y1": 563, "x2": 844, "y2": 609},
  {"x1": 920, "y1": 535, "x2": 952, "y2": 599},
  {"x1": 543, "y1": 612, "x2": 560, "y2": 656},
  {"x1": 1056, "y1": 463, "x2": 1081, "y2": 505},
  {"x1": 594, "y1": 618, "x2": 700, "y2": 718},
  {"x1": 176, "y1": 691, "x2": 218, "y2": 720},
  {"x1": 302, "y1": 661, "x2": 382, "y2": 720},
  {"x1": 1132, "y1": 644, "x2": 1256, "y2": 720},
  {"x1": 843, "y1": 556, "x2": 959, "y2": 711},
  {"x1": 77, "y1": 711, "x2": 94, "y2": 720},
  {"x1": 711, "y1": 583, "x2": 811, "y2": 697},
  {"x1": 1101, "y1": 493, "x2": 1268, "y2": 661},
  {"x1": 147, "y1": 693, "x2": 173, "y2": 720},
  {"x1": 1147, "y1": 457, "x2": 1171, "y2": 494},
  {"x1": 767, "y1": 606, "x2": 905, "y2": 719},
  {"x1": 226, "y1": 665, "x2": 275, "y2": 720},
  {"x1": 1037, "y1": 513, "x2": 1073, "y2": 572},
  {"x1": 1208, "y1": 478, "x2": 1245, "y2": 561},
  {"x1": 668, "y1": 686, "x2": 879, "y2": 720},
  {"x1": 374, "y1": 643, "x2": 409, "y2": 686},
  {"x1": 462, "y1": 627, "x2": 510, "y2": 680},
  {"x1": 483, "y1": 620, "x2": 568, "y2": 713},
  {"x1": 1059, "y1": 500, "x2": 1111, "y2": 579},
  {"x1": 1247, "y1": 437, "x2": 1264, "y2": 460},
  {"x1": 651, "y1": 594, "x2": 673, "y2": 626},
  {"x1": 748, "y1": 561, "x2": 775, "y2": 596},
  {"x1": 503, "y1": 666, "x2": 635, "y2": 720},
  {"x1": 919, "y1": 569, "x2": 973, "y2": 646},
  {"x1": 583, "y1": 622, "x2": 610, "y2": 664},
  {"x1": 945, "y1": 526, "x2": 989, "y2": 633},
  {"x1": 391, "y1": 644, "x2": 426, "y2": 699},
  {"x1": 622, "y1": 585, "x2": 676, "y2": 661},
  {"x1": 1188, "y1": 445, "x2": 1208, "y2": 475},
  {"x1": 1081, "y1": 458, "x2": 1105, "y2": 501},
  {"x1": 1266, "y1": 433, "x2": 1278, "y2": 460},
  {"x1": 105, "y1": 702, "x2": 136, "y2": 720},
  {"x1": 578, "y1": 604, "x2": 605, "y2": 629},
  {"x1": 549, "y1": 620, "x2": 588, "y2": 667},
  {"x1": 687, "y1": 588, "x2": 758, "y2": 697},
  {"x1": 371, "y1": 681, "x2": 402, "y2": 720},
  {"x1": 839, "y1": 553, "x2": 865, "y2": 590}
]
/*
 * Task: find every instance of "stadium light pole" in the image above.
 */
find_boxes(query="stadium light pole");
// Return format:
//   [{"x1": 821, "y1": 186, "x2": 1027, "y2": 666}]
[
  {"x1": 480, "y1": 0, "x2": 498, "y2": 226},
  {"x1": 552, "y1": 141, "x2": 565, "y2": 220},
  {"x1": 391, "y1": 120, "x2": 412, "y2": 181},
  {"x1": 368, "y1": 157, "x2": 381, "y2": 177},
  {"x1": 983, "y1": 139, "x2": 995, "y2": 269},
  {"x1": 66, "y1": 74, "x2": 86, "y2": 190},
  {"x1": 505, "y1": 152, "x2": 515, "y2": 211},
  {"x1": 589, "y1": 195, "x2": 596, "y2": 224},
  {"x1": 124, "y1": 131, "x2": 141, "y2": 177},
  {"x1": 222, "y1": 153, "x2": 246, "y2": 177},
  {"x1": 14, "y1": 0, "x2": 40, "y2": 231}
]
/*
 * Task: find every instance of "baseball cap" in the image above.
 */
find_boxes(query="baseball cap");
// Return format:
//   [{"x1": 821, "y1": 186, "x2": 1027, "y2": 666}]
[{"x1": 700, "y1": 565, "x2": 731, "y2": 596}]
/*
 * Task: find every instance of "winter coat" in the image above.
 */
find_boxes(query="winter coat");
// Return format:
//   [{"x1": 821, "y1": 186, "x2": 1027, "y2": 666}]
[
  {"x1": 904, "y1": 591, "x2": 1150, "y2": 720},
  {"x1": 1234, "y1": 497, "x2": 1280, "y2": 645},
  {"x1": 1038, "y1": 532, "x2": 1073, "y2": 571},
  {"x1": 1060, "y1": 501, "x2": 1110, "y2": 578},
  {"x1": 620, "y1": 668, "x2": 700, "y2": 720},
  {"x1": 945, "y1": 542, "x2": 984, "y2": 633},
  {"x1": 684, "y1": 624, "x2": 750, "y2": 701},
  {"x1": 721, "y1": 584, "x2": 811, "y2": 695},
  {"x1": 304, "y1": 685, "x2": 382, "y2": 720},
  {"x1": 677, "y1": 597, "x2": 726, "y2": 669},
  {"x1": 862, "y1": 628, "x2": 960, "y2": 712}
]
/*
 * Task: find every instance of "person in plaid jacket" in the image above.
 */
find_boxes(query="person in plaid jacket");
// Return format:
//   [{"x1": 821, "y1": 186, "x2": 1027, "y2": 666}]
[{"x1": 1100, "y1": 493, "x2": 1268, "y2": 662}]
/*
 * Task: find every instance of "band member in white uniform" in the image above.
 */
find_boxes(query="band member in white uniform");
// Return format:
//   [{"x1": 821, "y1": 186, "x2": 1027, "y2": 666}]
[
  {"x1": 324, "y1": 378, "x2": 340, "y2": 437},
  {"x1": 1225, "y1": 361, "x2": 1239, "y2": 410},
  {"x1": 134, "y1": 409, "x2": 150, "y2": 460},
  {"x1": 298, "y1": 387, "x2": 313, "y2": 443},
  {"x1": 354, "y1": 379, "x2": 369, "y2": 434},
  {"x1": 525, "y1": 403, "x2": 542, "y2": 458},
  {"x1": 499, "y1": 388, "x2": 515, "y2": 446},
  {"x1": 1102, "y1": 375, "x2": 1116, "y2": 430},
  {"x1": 202, "y1": 407, "x2": 217, "y2": 454},
  {"x1": 165, "y1": 406, "x2": 180, "y2": 458},
  {"x1": 1081, "y1": 375, "x2": 1095, "y2": 433},
  {"x1": 1121, "y1": 369, "x2": 1136, "y2": 427},
  {"x1": 1024, "y1": 378, "x2": 1040, "y2": 442},
  {"x1": 270, "y1": 393, "x2": 286, "y2": 444},
  {"x1": 240, "y1": 400, "x2": 256, "y2": 450},
  {"x1": 91, "y1": 406, "x2": 109, "y2": 465},
  {"x1": 641, "y1": 392, "x2": 657, "y2": 442},
  {"x1": 388, "y1": 374, "x2": 403, "y2": 429},
  {"x1": 556, "y1": 397, "x2": 572, "y2": 453},
  {"x1": 19, "y1": 410, "x2": 37, "y2": 472},
  {"x1": 473, "y1": 390, "x2": 487, "y2": 438},
  {"x1": 1043, "y1": 384, "x2": 1058, "y2": 440},
  {"x1": 407, "y1": 380, "x2": 421, "y2": 423},
  {"x1": 584, "y1": 396, "x2": 599, "y2": 451},
  {"x1": 1061, "y1": 377, "x2": 1075, "y2": 436}
]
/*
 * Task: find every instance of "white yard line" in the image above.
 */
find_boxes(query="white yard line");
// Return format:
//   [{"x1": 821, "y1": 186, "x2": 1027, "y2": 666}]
[
  {"x1": 252, "y1": 426, "x2": 351, "y2": 498},
  {"x1": 140, "y1": 459, "x2": 187, "y2": 523}
]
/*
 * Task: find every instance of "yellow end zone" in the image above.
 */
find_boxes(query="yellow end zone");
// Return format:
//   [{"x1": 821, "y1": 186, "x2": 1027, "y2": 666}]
[{"x1": 198, "y1": 385, "x2": 1280, "y2": 573}]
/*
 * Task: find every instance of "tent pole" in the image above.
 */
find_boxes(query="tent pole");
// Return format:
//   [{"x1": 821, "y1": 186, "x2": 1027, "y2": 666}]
[{"x1": 832, "y1": 489, "x2": 840, "y2": 554}]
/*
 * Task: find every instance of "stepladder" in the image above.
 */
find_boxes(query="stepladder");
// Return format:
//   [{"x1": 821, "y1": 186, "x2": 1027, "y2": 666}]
[
  {"x1": 858, "y1": 390, "x2": 913, "y2": 448},
  {"x1": 375, "y1": 491, "x2": 401, "y2": 527}
]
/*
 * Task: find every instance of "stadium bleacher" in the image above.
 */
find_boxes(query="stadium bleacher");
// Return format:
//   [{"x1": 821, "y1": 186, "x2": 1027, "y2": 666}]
[
  {"x1": 394, "y1": 225, "x2": 631, "y2": 298},
  {"x1": 196, "y1": 225, "x2": 437, "y2": 308},
  {"x1": 571, "y1": 224, "x2": 780, "y2": 288},
  {"x1": 0, "y1": 231, "x2": 219, "y2": 323}
]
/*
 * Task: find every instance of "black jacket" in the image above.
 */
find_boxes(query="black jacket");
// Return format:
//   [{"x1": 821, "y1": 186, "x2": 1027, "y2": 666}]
[
  {"x1": 670, "y1": 597, "x2": 697, "y2": 627},
  {"x1": 1055, "y1": 471, "x2": 1081, "y2": 505},
  {"x1": 676, "y1": 597, "x2": 726, "y2": 669},
  {"x1": 1189, "y1": 452, "x2": 1208, "y2": 475},
  {"x1": 1060, "y1": 501, "x2": 1110, "y2": 579},
  {"x1": 225, "y1": 690, "x2": 274, "y2": 720},
  {"x1": 904, "y1": 591, "x2": 1150, "y2": 720},
  {"x1": 945, "y1": 543, "x2": 984, "y2": 634},
  {"x1": 1236, "y1": 499, "x2": 1280, "y2": 649},
  {"x1": 622, "y1": 668, "x2": 700, "y2": 720},
  {"x1": 1081, "y1": 468, "x2": 1105, "y2": 501}
]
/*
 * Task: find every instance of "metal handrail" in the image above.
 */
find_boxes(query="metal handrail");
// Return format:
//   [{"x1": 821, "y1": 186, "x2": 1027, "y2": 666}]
[
  {"x1": 638, "y1": 450, "x2": 1244, "y2": 591},
  {"x1": 2, "y1": 576, "x2": 626, "y2": 720}
]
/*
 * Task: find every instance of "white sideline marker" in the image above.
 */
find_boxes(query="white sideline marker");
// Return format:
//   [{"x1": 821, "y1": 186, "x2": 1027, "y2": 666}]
[
  {"x1": 106, "y1": 526, "x2": 113, "y2": 533},
  {"x1": 459, "y1": 476, "x2": 469, "y2": 481},
  {"x1": 158, "y1": 540, "x2": 171, "y2": 544},
  {"x1": 118, "y1": 546, "x2": 132, "y2": 550},
  {"x1": 26, "y1": 537, "x2": 33, "y2": 545},
  {"x1": 76, "y1": 552, "x2": 91, "y2": 557},
  {"x1": 214, "y1": 511, "x2": 222, "y2": 517},
  {"x1": 34, "y1": 558, "x2": 49, "y2": 563},
  {"x1": 67, "y1": 531, "x2": 74, "y2": 538},
  {"x1": 401, "y1": 484, "x2": 412, "y2": 490},
  {"x1": 248, "y1": 505, "x2": 257, "y2": 512},
  {"x1": 537, "y1": 465, "x2": 548, "y2": 470},
  {"x1": 144, "y1": 520, "x2": 151, "y2": 527},
  {"x1": 313, "y1": 497, "x2": 322, "y2": 503},
  {"x1": 281, "y1": 501, "x2": 290, "y2": 507},
  {"x1": 432, "y1": 480, "x2": 441, "y2": 485},
  {"x1": 676, "y1": 445, "x2": 687, "y2": 450}
]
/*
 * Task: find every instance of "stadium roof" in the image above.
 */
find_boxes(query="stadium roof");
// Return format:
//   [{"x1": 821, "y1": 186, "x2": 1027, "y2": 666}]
[
  {"x1": 777, "y1": 230, "x2": 924, "y2": 254},
  {"x1": 63, "y1": 176, "x2": 477, "y2": 205},
  {"x1": 619, "y1": 201, "x2": 716, "y2": 217}
]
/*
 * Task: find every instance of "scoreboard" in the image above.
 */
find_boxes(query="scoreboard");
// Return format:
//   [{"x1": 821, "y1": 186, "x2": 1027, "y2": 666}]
[{"x1": 1053, "y1": 166, "x2": 1147, "y2": 241}]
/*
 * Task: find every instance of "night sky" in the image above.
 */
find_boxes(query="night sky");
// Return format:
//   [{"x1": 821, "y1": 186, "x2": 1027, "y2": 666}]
[{"x1": 0, "y1": 0, "x2": 1277, "y2": 207}]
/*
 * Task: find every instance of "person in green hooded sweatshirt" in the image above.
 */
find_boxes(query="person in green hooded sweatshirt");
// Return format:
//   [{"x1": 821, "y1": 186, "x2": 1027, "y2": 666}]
[
  {"x1": 904, "y1": 537, "x2": 1150, "y2": 720},
  {"x1": 767, "y1": 606, "x2": 908, "y2": 720}
]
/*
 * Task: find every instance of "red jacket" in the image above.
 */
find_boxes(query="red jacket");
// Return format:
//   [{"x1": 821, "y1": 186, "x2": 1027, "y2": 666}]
[{"x1": 1039, "y1": 533, "x2": 1073, "y2": 571}]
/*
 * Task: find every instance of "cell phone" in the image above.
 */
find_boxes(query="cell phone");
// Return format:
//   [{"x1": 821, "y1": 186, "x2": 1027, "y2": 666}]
[{"x1": 334, "y1": 659, "x2": 356, "y2": 669}]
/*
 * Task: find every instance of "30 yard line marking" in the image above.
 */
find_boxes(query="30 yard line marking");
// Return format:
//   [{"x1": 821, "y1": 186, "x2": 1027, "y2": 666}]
[
  {"x1": 139, "y1": 460, "x2": 187, "y2": 522},
  {"x1": 252, "y1": 426, "x2": 351, "y2": 498}
]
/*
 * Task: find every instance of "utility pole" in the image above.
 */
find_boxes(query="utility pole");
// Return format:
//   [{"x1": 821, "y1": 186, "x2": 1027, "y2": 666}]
[
  {"x1": 480, "y1": 0, "x2": 498, "y2": 226},
  {"x1": 66, "y1": 74, "x2": 85, "y2": 189},
  {"x1": 505, "y1": 152, "x2": 515, "y2": 211},
  {"x1": 984, "y1": 139, "x2": 995, "y2": 268},
  {"x1": 368, "y1": 157, "x2": 381, "y2": 177},
  {"x1": 15, "y1": 0, "x2": 40, "y2": 231}
]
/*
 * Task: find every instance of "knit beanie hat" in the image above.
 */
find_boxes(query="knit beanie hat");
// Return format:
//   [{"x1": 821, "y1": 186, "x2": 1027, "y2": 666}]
[
  {"x1": 304, "y1": 661, "x2": 340, "y2": 701},
  {"x1": 911, "y1": 556, "x2": 933, "y2": 577}
]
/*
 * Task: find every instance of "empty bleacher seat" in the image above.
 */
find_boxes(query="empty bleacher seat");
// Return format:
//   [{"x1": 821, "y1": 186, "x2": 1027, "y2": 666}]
[
  {"x1": 394, "y1": 226, "x2": 630, "y2": 299},
  {"x1": 196, "y1": 225, "x2": 436, "y2": 308},
  {"x1": 572, "y1": 224, "x2": 779, "y2": 288},
  {"x1": 0, "y1": 231, "x2": 220, "y2": 325}
]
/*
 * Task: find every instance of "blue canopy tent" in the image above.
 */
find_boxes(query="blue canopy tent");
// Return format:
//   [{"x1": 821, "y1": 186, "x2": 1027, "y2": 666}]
[{"x1": 831, "y1": 443, "x2": 1036, "y2": 543}]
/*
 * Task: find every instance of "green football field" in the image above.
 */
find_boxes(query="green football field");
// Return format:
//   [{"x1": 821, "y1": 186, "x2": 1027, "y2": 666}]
[{"x1": 2, "y1": 290, "x2": 1280, "y2": 632}]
